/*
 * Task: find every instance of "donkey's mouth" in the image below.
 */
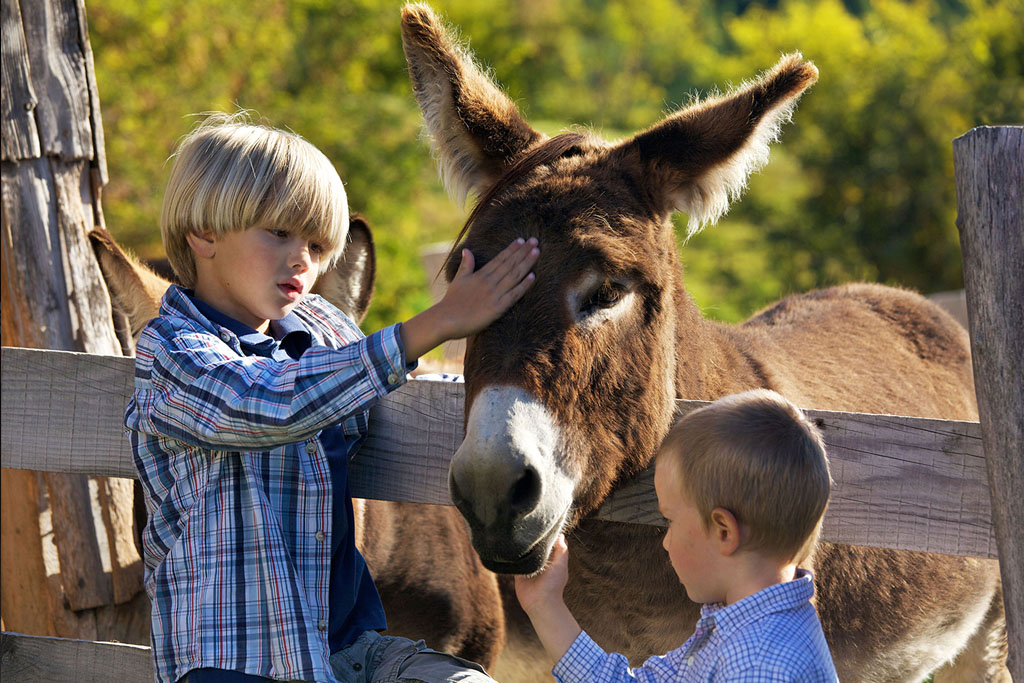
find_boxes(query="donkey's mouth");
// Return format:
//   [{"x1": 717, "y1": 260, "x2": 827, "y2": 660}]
[{"x1": 469, "y1": 514, "x2": 566, "y2": 575}]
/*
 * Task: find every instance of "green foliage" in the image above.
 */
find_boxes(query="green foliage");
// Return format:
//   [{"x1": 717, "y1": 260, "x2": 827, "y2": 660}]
[{"x1": 87, "y1": 0, "x2": 1023, "y2": 332}]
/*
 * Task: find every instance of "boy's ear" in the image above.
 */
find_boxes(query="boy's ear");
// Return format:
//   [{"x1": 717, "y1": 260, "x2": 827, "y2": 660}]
[
  {"x1": 710, "y1": 507, "x2": 743, "y2": 556},
  {"x1": 186, "y1": 231, "x2": 216, "y2": 259}
]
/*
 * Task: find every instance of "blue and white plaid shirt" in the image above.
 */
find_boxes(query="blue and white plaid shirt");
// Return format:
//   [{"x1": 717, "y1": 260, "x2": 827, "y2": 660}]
[
  {"x1": 126, "y1": 285, "x2": 411, "y2": 683},
  {"x1": 553, "y1": 570, "x2": 838, "y2": 682}
]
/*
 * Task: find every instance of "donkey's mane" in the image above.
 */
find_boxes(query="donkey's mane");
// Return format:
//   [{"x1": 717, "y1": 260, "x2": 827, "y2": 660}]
[{"x1": 442, "y1": 132, "x2": 587, "y2": 279}]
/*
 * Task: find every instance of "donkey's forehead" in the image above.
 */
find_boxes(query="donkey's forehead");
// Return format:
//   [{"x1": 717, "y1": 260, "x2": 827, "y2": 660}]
[{"x1": 467, "y1": 149, "x2": 652, "y2": 247}]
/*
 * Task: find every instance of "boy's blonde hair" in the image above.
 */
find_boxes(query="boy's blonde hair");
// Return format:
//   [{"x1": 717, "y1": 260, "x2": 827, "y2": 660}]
[
  {"x1": 657, "y1": 389, "x2": 831, "y2": 564},
  {"x1": 161, "y1": 112, "x2": 349, "y2": 288}
]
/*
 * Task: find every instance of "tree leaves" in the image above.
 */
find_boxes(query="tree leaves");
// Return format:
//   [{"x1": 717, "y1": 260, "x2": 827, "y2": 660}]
[{"x1": 88, "y1": 0, "x2": 1023, "y2": 330}]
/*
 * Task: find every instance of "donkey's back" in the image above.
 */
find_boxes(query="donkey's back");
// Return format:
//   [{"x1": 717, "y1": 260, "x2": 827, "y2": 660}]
[{"x1": 738, "y1": 282, "x2": 977, "y2": 418}]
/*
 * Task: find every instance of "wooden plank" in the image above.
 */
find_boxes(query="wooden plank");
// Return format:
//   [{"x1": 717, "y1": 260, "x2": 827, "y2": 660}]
[
  {"x1": 1, "y1": 348, "x2": 136, "y2": 477},
  {"x1": 51, "y1": 158, "x2": 122, "y2": 356},
  {"x1": 955, "y1": 124, "x2": 1024, "y2": 679},
  {"x1": 73, "y1": 0, "x2": 107, "y2": 185},
  {"x1": 0, "y1": 0, "x2": 42, "y2": 160},
  {"x1": 1, "y1": 346, "x2": 997, "y2": 558},
  {"x1": 0, "y1": 471, "x2": 54, "y2": 637},
  {"x1": 1, "y1": 158, "x2": 77, "y2": 348},
  {"x1": 43, "y1": 471, "x2": 112, "y2": 610},
  {"x1": 0, "y1": 631, "x2": 152, "y2": 682},
  {"x1": 17, "y1": 0, "x2": 94, "y2": 162}
]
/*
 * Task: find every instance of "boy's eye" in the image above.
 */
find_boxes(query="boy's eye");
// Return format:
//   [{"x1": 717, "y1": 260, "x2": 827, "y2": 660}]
[{"x1": 310, "y1": 242, "x2": 324, "y2": 255}]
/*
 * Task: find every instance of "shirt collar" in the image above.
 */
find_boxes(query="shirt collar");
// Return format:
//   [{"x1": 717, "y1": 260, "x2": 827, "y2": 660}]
[
  {"x1": 698, "y1": 568, "x2": 815, "y2": 636},
  {"x1": 184, "y1": 290, "x2": 311, "y2": 359}
]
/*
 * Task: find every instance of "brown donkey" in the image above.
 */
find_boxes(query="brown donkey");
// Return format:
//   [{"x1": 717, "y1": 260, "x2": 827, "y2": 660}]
[{"x1": 401, "y1": 4, "x2": 1007, "y2": 681}]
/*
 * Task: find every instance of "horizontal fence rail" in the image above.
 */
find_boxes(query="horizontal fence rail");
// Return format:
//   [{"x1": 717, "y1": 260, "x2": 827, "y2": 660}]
[
  {"x1": 1, "y1": 346, "x2": 996, "y2": 559},
  {"x1": 1, "y1": 631, "x2": 151, "y2": 682}
]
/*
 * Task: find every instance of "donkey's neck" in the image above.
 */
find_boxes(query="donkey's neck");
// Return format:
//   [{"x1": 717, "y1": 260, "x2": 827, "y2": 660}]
[
  {"x1": 672, "y1": 281, "x2": 767, "y2": 401},
  {"x1": 565, "y1": 518, "x2": 700, "y2": 661}
]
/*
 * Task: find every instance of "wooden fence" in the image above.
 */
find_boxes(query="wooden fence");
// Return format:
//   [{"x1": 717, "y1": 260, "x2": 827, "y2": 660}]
[{"x1": 0, "y1": 343, "x2": 999, "y2": 680}]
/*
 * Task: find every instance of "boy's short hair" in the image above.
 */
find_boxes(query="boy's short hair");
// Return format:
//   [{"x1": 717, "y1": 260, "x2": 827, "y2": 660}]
[
  {"x1": 161, "y1": 111, "x2": 349, "y2": 288},
  {"x1": 657, "y1": 389, "x2": 831, "y2": 564}
]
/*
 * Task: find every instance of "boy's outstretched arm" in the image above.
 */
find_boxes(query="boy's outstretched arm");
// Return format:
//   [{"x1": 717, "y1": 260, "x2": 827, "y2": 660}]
[
  {"x1": 515, "y1": 534, "x2": 583, "y2": 663},
  {"x1": 400, "y1": 237, "x2": 539, "y2": 361}
]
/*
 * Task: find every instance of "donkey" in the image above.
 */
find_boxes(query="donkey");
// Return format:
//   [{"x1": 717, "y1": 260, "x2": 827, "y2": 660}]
[
  {"x1": 89, "y1": 219, "x2": 507, "y2": 667},
  {"x1": 400, "y1": 4, "x2": 1007, "y2": 681}
]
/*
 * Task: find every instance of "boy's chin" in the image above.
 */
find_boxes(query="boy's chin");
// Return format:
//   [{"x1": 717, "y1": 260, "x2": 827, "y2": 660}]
[{"x1": 682, "y1": 582, "x2": 716, "y2": 605}]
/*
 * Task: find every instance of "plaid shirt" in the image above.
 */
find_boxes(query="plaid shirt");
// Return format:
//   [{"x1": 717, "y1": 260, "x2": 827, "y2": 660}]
[
  {"x1": 553, "y1": 570, "x2": 838, "y2": 682},
  {"x1": 126, "y1": 285, "x2": 410, "y2": 683}
]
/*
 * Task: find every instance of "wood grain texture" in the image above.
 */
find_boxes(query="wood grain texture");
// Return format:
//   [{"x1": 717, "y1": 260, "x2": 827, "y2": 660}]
[
  {"x1": 73, "y1": 0, "x2": 107, "y2": 184},
  {"x1": 1, "y1": 631, "x2": 152, "y2": 682},
  {"x1": 16, "y1": 0, "x2": 94, "y2": 162},
  {"x1": 1, "y1": 346, "x2": 997, "y2": 559},
  {"x1": 955, "y1": 124, "x2": 1024, "y2": 678},
  {"x1": 43, "y1": 471, "x2": 112, "y2": 611},
  {"x1": 1, "y1": 0, "x2": 42, "y2": 160}
]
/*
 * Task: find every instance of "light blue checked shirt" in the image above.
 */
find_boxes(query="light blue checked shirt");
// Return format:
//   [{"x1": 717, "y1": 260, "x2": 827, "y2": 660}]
[
  {"x1": 553, "y1": 570, "x2": 838, "y2": 683},
  {"x1": 126, "y1": 285, "x2": 412, "y2": 683}
]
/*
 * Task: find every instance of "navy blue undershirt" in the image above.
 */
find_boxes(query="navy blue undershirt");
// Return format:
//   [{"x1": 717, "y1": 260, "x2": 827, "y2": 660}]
[{"x1": 183, "y1": 295, "x2": 386, "y2": 683}]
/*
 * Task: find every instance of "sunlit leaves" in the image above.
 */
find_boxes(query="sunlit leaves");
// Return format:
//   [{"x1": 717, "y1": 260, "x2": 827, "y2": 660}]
[{"x1": 87, "y1": 0, "x2": 1023, "y2": 332}]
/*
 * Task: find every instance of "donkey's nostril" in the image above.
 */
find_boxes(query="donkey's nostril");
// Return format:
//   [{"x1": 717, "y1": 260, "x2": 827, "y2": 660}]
[{"x1": 509, "y1": 466, "x2": 541, "y2": 515}]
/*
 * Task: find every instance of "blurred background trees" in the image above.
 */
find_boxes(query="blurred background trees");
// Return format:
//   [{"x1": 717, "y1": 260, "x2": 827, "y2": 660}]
[{"x1": 87, "y1": 0, "x2": 1023, "y2": 332}]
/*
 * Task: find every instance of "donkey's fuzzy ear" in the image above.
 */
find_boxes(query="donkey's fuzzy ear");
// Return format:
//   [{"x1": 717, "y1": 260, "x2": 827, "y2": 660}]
[
  {"x1": 617, "y1": 54, "x2": 818, "y2": 237},
  {"x1": 401, "y1": 3, "x2": 543, "y2": 204},
  {"x1": 313, "y1": 214, "x2": 376, "y2": 324},
  {"x1": 89, "y1": 227, "x2": 171, "y2": 341}
]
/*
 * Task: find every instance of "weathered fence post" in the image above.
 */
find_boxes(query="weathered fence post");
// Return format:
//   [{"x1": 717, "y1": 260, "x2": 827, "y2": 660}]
[
  {"x1": 1, "y1": 0, "x2": 146, "y2": 642},
  {"x1": 954, "y1": 125, "x2": 1024, "y2": 680}
]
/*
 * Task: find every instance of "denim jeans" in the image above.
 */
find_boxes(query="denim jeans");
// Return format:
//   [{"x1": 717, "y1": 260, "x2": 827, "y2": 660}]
[
  {"x1": 330, "y1": 630, "x2": 492, "y2": 683},
  {"x1": 181, "y1": 630, "x2": 493, "y2": 683}
]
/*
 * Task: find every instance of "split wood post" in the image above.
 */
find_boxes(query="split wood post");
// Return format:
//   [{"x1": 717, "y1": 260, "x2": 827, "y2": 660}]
[
  {"x1": 1, "y1": 0, "x2": 146, "y2": 642},
  {"x1": 954, "y1": 125, "x2": 1024, "y2": 680}
]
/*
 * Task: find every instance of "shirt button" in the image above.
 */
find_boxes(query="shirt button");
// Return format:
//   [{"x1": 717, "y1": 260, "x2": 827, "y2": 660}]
[
  {"x1": 317, "y1": 619, "x2": 327, "y2": 631},
  {"x1": 305, "y1": 441, "x2": 316, "y2": 454},
  {"x1": 352, "y1": 663, "x2": 362, "y2": 672},
  {"x1": 219, "y1": 331, "x2": 231, "y2": 342},
  {"x1": 315, "y1": 530, "x2": 325, "y2": 542},
  {"x1": 387, "y1": 372, "x2": 399, "y2": 385}
]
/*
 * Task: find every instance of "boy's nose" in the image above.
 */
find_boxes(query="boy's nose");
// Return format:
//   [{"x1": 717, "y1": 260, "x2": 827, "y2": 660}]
[{"x1": 291, "y1": 243, "x2": 313, "y2": 270}]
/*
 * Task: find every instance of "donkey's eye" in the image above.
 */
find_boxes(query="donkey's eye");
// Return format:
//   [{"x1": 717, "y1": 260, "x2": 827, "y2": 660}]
[{"x1": 581, "y1": 282, "x2": 625, "y2": 314}]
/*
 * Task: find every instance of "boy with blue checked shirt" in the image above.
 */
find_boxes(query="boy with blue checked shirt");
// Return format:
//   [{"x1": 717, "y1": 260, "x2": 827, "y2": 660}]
[
  {"x1": 126, "y1": 112, "x2": 538, "y2": 683},
  {"x1": 515, "y1": 389, "x2": 839, "y2": 682}
]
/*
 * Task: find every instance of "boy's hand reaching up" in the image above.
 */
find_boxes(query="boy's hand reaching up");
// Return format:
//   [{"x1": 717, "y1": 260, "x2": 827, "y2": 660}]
[
  {"x1": 401, "y1": 237, "x2": 539, "y2": 361},
  {"x1": 515, "y1": 533, "x2": 570, "y2": 614},
  {"x1": 514, "y1": 534, "x2": 583, "y2": 663}
]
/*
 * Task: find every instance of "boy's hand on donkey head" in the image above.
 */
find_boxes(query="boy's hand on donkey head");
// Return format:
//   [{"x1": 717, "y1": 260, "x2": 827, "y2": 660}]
[{"x1": 443, "y1": 237, "x2": 539, "y2": 338}]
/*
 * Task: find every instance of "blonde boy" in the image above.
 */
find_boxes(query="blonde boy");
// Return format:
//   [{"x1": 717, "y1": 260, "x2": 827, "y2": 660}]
[
  {"x1": 516, "y1": 389, "x2": 839, "y2": 682},
  {"x1": 127, "y1": 113, "x2": 538, "y2": 683}
]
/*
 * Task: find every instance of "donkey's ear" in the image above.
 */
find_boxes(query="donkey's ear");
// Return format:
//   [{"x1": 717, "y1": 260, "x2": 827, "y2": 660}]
[
  {"x1": 401, "y1": 3, "x2": 543, "y2": 203},
  {"x1": 616, "y1": 54, "x2": 818, "y2": 236},
  {"x1": 314, "y1": 214, "x2": 376, "y2": 324},
  {"x1": 88, "y1": 227, "x2": 171, "y2": 341}
]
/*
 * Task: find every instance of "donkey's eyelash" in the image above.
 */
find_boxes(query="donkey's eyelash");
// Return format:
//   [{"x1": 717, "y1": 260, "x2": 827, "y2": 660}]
[{"x1": 580, "y1": 282, "x2": 626, "y2": 314}]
